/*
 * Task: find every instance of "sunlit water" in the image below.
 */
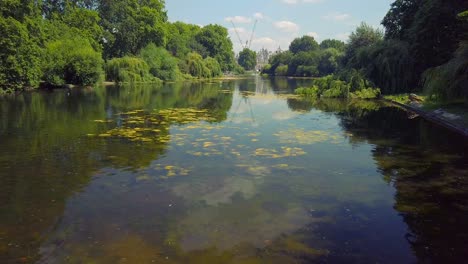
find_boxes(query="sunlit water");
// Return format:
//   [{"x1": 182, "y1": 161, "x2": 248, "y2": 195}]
[{"x1": 1, "y1": 77, "x2": 467, "y2": 263}]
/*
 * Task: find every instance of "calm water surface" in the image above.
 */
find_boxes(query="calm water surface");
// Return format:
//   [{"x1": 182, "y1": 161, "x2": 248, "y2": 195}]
[{"x1": 1, "y1": 77, "x2": 467, "y2": 263}]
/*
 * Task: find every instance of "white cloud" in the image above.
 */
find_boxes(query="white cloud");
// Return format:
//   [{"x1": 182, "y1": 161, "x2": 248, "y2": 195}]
[
  {"x1": 335, "y1": 32, "x2": 350, "y2": 41},
  {"x1": 306, "y1": 32, "x2": 319, "y2": 40},
  {"x1": 228, "y1": 27, "x2": 247, "y2": 35},
  {"x1": 225, "y1": 16, "x2": 252, "y2": 24},
  {"x1": 303, "y1": 0, "x2": 324, "y2": 3},
  {"x1": 274, "y1": 21, "x2": 300, "y2": 32},
  {"x1": 253, "y1": 12, "x2": 264, "y2": 20},
  {"x1": 322, "y1": 12, "x2": 351, "y2": 21},
  {"x1": 282, "y1": 0, "x2": 298, "y2": 4}
]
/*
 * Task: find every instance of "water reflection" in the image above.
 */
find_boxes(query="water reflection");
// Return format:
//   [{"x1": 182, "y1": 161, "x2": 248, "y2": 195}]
[{"x1": 0, "y1": 78, "x2": 467, "y2": 263}]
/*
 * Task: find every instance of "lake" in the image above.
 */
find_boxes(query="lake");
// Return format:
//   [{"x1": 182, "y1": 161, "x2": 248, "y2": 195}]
[{"x1": 1, "y1": 77, "x2": 467, "y2": 263}]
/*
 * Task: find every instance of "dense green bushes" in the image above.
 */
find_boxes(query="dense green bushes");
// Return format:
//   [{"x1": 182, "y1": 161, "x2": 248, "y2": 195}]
[
  {"x1": 43, "y1": 38, "x2": 103, "y2": 86},
  {"x1": 423, "y1": 41, "x2": 468, "y2": 101},
  {"x1": 0, "y1": 1, "x2": 237, "y2": 92},
  {"x1": 106, "y1": 57, "x2": 158, "y2": 83},
  {"x1": 0, "y1": 16, "x2": 42, "y2": 89},
  {"x1": 238, "y1": 48, "x2": 257, "y2": 71},
  {"x1": 139, "y1": 43, "x2": 179, "y2": 81},
  {"x1": 262, "y1": 38, "x2": 345, "y2": 78},
  {"x1": 295, "y1": 73, "x2": 381, "y2": 99}
]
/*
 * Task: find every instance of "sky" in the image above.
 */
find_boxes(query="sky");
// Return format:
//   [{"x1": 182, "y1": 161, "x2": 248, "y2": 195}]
[{"x1": 165, "y1": 0, "x2": 393, "y2": 53}]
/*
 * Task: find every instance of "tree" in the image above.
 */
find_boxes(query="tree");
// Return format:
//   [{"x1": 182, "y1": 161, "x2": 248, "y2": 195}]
[
  {"x1": 320, "y1": 39, "x2": 346, "y2": 52},
  {"x1": 318, "y1": 48, "x2": 342, "y2": 76},
  {"x1": 381, "y1": 0, "x2": 421, "y2": 40},
  {"x1": 194, "y1": 24, "x2": 235, "y2": 71},
  {"x1": 423, "y1": 41, "x2": 468, "y2": 101},
  {"x1": 407, "y1": 0, "x2": 467, "y2": 80},
  {"x1": 42, "y1": 37, "x2": 103, "y2": 86},
  {"x1": 289, "y1": 35, "x2": 319, "y2": 54},
  {"x1": 204, "y1": 57, "x2": 222, "y2": 77},
  {"x1": 0, "y1": 16, "x2": 42, "y2": 89},
  {"x1": 166, "y1": 22, "x2": 201, "y2": 59},
  {"x1": 355, "y1": 40, "x2": 414, "y2": 94},
  {"x1": 238, "y1": 48, "x2": 257, "y2": 70},
  {"x1": 99, "y1": 0, "x2": 168, "y2": 58},
  {"x1": 139, "y1": 43, "x2": 178, "y2": 81},
  {"x1": 344, "y1": 22, "x2": 384, "y2": 67}
]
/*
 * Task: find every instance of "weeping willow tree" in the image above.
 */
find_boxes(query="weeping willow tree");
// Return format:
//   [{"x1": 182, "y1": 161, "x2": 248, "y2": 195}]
[
  {"x1": 423, "y1": 41, "x2": 468, "y2": 101},
  {"x1": 423, "y1": 11, "x2": 468, "y2": 102},
  {"x1": 106, "y1": 57, "x2": 160, "y2": 83},
  {"x1": 357, "y1": 40, "x2": 415, "y2": 94}
]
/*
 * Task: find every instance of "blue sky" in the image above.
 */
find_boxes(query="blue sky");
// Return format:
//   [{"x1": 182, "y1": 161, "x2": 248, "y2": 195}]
[{"x1": 166, "y1": 0, "x2": 392, "y2": 53}]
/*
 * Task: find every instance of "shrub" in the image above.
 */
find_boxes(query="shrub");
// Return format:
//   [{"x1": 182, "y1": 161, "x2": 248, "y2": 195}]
[
  {"x1": 295, "y1": 86, "x2": 319, "y2": 97},
  {"x1": 139, "y1": 43, "x2": 179, "y2": 81},
  {"x1": 204, "y1": 57, "x2": 222, "y2": 77},
  {"x1": 0, "y1": 17, "x2": 42, "y2": 89},
  {"x1": 43, "y1": 38, "x2": 103, "y2": 86},
  {"x1": 106, "y1": 57, "x2": 158, "y2": 83},
  {"x1": 275, "y1": 65, "x2": 288, "y2": 76},
  {"x1": 296, "y1": 74, "x2": 380, "y2": 99}
]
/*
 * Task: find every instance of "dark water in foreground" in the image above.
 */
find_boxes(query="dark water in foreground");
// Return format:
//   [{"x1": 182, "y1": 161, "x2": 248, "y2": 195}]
[{"x1": 1, "y1": 77, "x2": 467, "y2": 263}]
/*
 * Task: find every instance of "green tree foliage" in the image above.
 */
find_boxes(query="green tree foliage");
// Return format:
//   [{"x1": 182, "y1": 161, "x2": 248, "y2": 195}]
[
  {"x1": 194, "y1": 24, "x2": 235, "y2": 71},
  {"x1": 381, "y1": 0, "x2": 421, "y2": 40},
  {"x1": 288, "y1": 51, "x2": 319, "y2": 76},
  {"x1": 351, "y1": 40, "x2": 414, "y2": 94},
  {"x1": 407, "y1": 0, "x2": 467, "y2": 78},
  {"x1": 320, "y1": 39, "x2": 346, "y2": 52},
  {"x1": 183, "y1": 52, "x2": 211, "y2": 78},
  {"x1": 166, "y1": 22, "x2": 201, "y2": 59},
  {"x1": 106, "y1": 57, "x2": 157, "y2": 83},
  {"x1": 265, "y1": 51, "x2": 293, "y2": 75},
  {"x1": 344, "y1": 23, "x2": 383, "y2": 66},
  {"x1": 99, "y1": 0, "x2": 168, "y2": 58},
  {"x1": 238, "y1": 48, "x2": 257, "y2": 70},
  {"x1": 289, "y1": 35, "x2": 319, "y2": 54},
  {"x1": 318, "y1": 48, "x2": 342, "y2": 76},
  {"x1": 42, "y1": 37, "x2": 103, "y2": 86},
  {"x1": 295, "y1": 73, "x2": 380, "y2": 99},
  {"x1": 275, "y1": 65, "x2": 289, "y2": 76},
  {"x1": 139, "y1": 43, "x2": 179, "y2": 81},
  {"x1": 423, "y1": 41, "x2": 468, "y2": 101},
  {"x1": 204, "y1": 57, "x2": 222, "y2": 78},
  {"x1": 0, "y1": 16, "x2": 42, "y2": 89}
]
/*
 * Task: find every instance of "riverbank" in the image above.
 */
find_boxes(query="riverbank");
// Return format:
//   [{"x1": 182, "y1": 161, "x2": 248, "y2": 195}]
[{"x1": 384, "y1": 95, "x2": 468, "y2": 137}]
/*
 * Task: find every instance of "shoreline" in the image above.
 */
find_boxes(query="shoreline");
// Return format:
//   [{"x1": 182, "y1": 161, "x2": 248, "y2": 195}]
[{"x1": 386, "y1": 99, "x2": 468, "y2": 137}]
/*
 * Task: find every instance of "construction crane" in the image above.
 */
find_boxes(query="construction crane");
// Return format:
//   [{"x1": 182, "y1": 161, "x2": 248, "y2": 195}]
[
  {"x1": 248, "y1": 20, "x2": 257, "y2": 49},
  {"x1": 231, "y1": 19, "x2": 258, "y2": 50}
]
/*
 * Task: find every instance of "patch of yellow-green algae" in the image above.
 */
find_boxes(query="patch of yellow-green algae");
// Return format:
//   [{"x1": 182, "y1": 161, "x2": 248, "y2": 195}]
[
  {"x1": 253, "y1": 147, "x2": 307, "y2": 159},
  {"x1": 90, "y1": 107, "x2": 219, "y2": 143},
  {"x1": 274, "y1": 128, "x2": 342, "y2": 145}
]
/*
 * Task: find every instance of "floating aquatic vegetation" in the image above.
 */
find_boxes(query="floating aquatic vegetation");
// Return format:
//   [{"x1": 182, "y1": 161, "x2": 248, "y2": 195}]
[
  {"x1": 273, "y1": 164, "x2": 289, "y2": 169},
  {"x1": 274, "y1": 128, "x2": 342, "y2": 145},
  {"x1": 150, "y1": 164, "x2": 191, "y2": 179},
  {"x1": 89, "y1": 108, "x2": 222, "y2": 143},
  {"x1": 93, "y1": 119, "x2": 113, "y2": 123},
  {"x1": 253, "y1": 147, "x2": 307, "y2": 159}
]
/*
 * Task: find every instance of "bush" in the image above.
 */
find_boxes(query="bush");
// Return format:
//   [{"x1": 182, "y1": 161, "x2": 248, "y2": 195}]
[
  {"x1": 233, "y1": 64, "x2": 245, "y2": 75},
  {"x1": 275, "y1": 65, "x2": 288, "y2": 76},
  {"x1": 295, "y1": 86, "x2": 319, "y2": 97},
  {"x1": 0, "y1": 17, "x2": 42, "y2": 89},
  {"x1": 43, "y1": 38, "x2": 103, "y2": 86},
  {"x1": 204, "y1": 57, "x2": 222, "y2": 77},
  {"x1": 106, "y1": 57, "x2": 158, "y2": 83},
  {"x1": 351, "y1": 87, "x2": 381, "y2": 99},
  {"x1": 423, "y1": 41, "x2": 468, "y2": 102},
  {"x1": 139, "y1": 43, "x2": 179, "y2": 81},
  {"x1": 295, "y1": 74, "x2": 380, "y2": 99}
]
